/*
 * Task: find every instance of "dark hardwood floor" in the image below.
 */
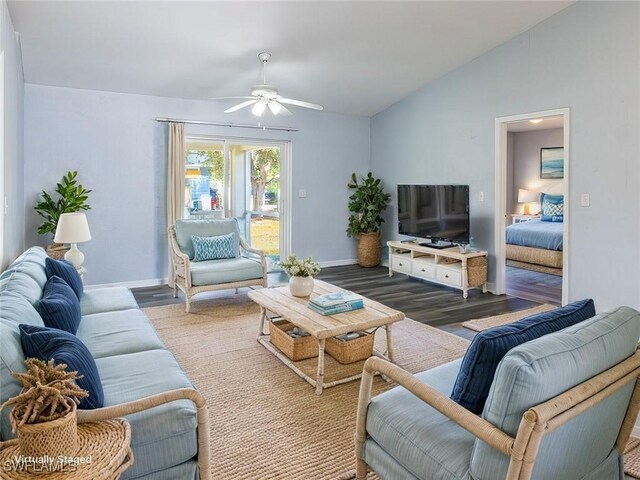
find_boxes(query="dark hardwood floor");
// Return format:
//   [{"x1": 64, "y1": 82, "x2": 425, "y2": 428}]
[
  {"x1": 132, "y1": 265, "x2": 543, "y2": 341},
  {"x1": 505, "y1": 266, "x2": 562, "y2": 306}
]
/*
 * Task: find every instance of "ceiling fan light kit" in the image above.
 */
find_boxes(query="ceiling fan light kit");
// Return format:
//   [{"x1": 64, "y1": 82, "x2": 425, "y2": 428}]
[{"x1": 214, "y1": 52, "x2": 323, "y2": 117}]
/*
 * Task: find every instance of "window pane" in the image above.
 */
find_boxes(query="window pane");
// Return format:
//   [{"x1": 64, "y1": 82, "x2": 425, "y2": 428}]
[{"x1": 185, "y1": 145, "x2": 225, "y2": 220}]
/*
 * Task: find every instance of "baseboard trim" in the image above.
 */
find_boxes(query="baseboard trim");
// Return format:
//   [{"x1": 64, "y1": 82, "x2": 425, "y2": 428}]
[
  {"x1": 318, "y1": 259, "x2": 358, "y2": 268},
  {"x1": 86, "y1": 278, "x2": 168, "y2": 289}
]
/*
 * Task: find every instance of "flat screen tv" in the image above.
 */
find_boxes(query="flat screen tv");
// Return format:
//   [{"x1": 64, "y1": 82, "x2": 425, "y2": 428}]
[{"x1": 397, "y1": 185, "x2": 470, "y2": 247}]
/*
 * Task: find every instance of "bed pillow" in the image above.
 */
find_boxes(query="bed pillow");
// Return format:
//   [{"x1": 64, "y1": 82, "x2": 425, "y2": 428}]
[
  {"x1": 540, "y1": 193, "x2": 563, "y2": 214},
  {"x1": 191, "y1": 233, "x2": 238, "y2": 261},
  {"x1": 37, "y1": 275, "x2": 82, "y2": 335},
  {"x1": 19, "y1": 324, "x2": 104, "y2": 409},
  {"x1": 541, "y1": 214, "x2": 564, "y2": 223},
  {"x1": 45, "y1": 257, "x2": 83, "y2": 300},
  {"x1": 450, "y1": 298, "x2": 595, "y2": 414}
]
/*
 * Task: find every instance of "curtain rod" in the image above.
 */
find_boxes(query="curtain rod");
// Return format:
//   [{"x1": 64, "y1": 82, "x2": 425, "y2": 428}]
[{"x1": 155, "y1": 117, "x2": 298, "y2": 132}]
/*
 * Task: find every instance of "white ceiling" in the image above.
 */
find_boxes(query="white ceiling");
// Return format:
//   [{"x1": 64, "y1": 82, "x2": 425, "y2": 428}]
[
  {"x1": 507, "y1": 116, "x2": 565, "y2": 132},
  {"x1": 8, "y1": 1, "x2": 573, "y2": 117}
]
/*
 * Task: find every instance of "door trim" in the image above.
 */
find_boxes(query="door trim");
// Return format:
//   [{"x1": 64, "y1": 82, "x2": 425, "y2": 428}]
[{"x1": 494, "y1": 108, "x2": 570, "y2": 305}]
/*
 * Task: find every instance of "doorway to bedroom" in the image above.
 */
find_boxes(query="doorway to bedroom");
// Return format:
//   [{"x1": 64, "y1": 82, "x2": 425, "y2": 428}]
[{"x1": 495, "y1": 109, "x2": 569, "y2": 306}]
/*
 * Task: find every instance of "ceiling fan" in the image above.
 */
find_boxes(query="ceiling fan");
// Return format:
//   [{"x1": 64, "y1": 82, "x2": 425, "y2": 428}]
[{"x1": 210, "y1": 52, "x2": 323, "y2": 117}]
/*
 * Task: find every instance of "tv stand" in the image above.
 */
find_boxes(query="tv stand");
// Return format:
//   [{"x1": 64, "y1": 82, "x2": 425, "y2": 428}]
[{"x1": 387, "y1": 241, "x2": 488, "y2": 299}]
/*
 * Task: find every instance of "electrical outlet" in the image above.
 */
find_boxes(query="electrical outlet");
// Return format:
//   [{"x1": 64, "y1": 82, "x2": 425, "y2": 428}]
[
  {"x1": 580, "y1": 193, "x2": 590, "y2": 207},
  {"x1": 479, "y1": 191, "x2": 485, "y2": 202},
  {"x1": 298, "y1": 189, "x2": 307, "y2": 198}
]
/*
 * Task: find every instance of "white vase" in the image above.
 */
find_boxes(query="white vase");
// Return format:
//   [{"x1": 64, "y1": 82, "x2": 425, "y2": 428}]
[{"x1": 289, "y1": 276, "x2": 314, "y2": 297}]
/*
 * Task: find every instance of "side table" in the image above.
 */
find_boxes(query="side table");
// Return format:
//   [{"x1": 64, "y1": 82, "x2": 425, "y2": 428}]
[{"x1": 0, "y1": 418, "x2": 133, "y2": 479}]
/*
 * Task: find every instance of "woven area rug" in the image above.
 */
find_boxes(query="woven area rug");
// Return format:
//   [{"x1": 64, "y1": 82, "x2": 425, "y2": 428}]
[
  {"x1": 625, "y1": 437, "x2": 640, "y2": 478},
  {"x1": 144, "y1": 294, "x2": 470, "y2": 480},
  {"x1": 461, "y1": 304, "x2": 556, "y2": 332}
]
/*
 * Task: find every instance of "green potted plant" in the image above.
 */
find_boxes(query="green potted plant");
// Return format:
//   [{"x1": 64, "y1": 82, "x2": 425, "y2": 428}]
[
  {"x1": 346, "y1": 172, "x2": 392, "y2": 267},
  {"x1": 280, "y1": 254, "x2": 321, "y2": 297},
  {"x1": 34, "y1": 171, "x2": 91, "y2": 258}
]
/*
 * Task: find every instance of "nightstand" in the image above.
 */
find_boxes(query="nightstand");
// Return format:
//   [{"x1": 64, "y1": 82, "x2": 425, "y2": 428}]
[{"x1": 511, "y1": 214, "x2": 541, "y2": 225}]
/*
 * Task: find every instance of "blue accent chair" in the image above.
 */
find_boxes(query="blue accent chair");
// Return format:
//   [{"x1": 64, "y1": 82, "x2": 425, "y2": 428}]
[
  {"x1": 355, "y1": 306, "x2": 640, "y2": 480},
  {"x1": 168, "y1": 218, "x2": 267, "y2": 312}
]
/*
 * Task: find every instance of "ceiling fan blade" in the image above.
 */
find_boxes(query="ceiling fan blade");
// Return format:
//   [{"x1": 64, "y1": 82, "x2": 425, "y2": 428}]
[
  {"x1": 209, "y1": 96, "x2": 255, "y2": 101},
  {"x1": 277, "y1": 103, "x2": 292, "y2": 116},
  {"x1": 267, "y1": 101, "x2": 292, "y2": 116},
  {"x1": 224, "y1": 99, "x2": 257, "y2": 113},
  {"x1": 278, "y1": 97, "x2": 323, "y2": 111}
]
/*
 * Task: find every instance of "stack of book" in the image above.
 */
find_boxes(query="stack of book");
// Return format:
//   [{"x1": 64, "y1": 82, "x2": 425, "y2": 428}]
[{"x1": 308, "y1": 291, "x2": 364, "y2": 315}]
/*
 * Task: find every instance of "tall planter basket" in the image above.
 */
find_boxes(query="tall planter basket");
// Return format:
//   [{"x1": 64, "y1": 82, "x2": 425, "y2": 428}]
[
  {"x1": 358, "y1": 232, "x2": 382, "y2": 267},
  {"x1": 15, "y1": 403, "x2": 78, "y2": 458}
]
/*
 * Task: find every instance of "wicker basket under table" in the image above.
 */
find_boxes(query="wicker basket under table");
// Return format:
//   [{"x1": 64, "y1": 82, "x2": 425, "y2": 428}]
[
  {"x1": 0, "y1": 418, "x2": 133, "y2": 479},
  {"x1": 269, "y1": 319, "x2": 318, "y2": 361},
  {"x1": 326, "y1": 331, "x2": 375, "y2": 364}
]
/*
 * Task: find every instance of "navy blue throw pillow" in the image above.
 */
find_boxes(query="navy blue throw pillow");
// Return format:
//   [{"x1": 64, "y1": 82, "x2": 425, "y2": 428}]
[
  {"x1": 19, "y1": 324, "x2": 104, "y2": 409},
  {"x1": 45, "y1": 257, "x2": 83, "y2": 300},
  {"x1": 37, "y1": 275, "x2": 82, "y2": 334},
  {"x1": 450, "y1": 299, "x2": 596, "y2": 414}
]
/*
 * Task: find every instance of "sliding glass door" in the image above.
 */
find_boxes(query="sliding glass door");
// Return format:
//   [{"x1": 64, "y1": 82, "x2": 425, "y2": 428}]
[{"x1": 184, "y1": 137, "x2": 289, "y2": 272}]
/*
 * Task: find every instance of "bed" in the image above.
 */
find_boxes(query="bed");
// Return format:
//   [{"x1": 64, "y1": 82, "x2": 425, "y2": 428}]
[{"x1": 505, "y1": 219, "x2": 563, "y2": 275}]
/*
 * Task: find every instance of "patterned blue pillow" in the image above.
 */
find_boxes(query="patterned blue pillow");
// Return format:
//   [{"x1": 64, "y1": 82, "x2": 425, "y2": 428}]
[
  {"x1": 191, "y1": 233, "x2": 238, "y2": 261},
  {"x1": 20, "y1": 324, "x2": 104, "y2": 409},
  {"x1": 450, "y1": 299, "x2": 595, "y2": 414},
  {"x1": 45, "y1": 257, "x2": 83, "y2": 300},
  {"x1": 540, "y1": 193, "x2": 564, "y2": 215},
  {"x1": 37, "y1": 275, "x2": 82, "y2": 334},
  {"x1": 541, "y1": 214, "x2": 564, "y2": 223}
]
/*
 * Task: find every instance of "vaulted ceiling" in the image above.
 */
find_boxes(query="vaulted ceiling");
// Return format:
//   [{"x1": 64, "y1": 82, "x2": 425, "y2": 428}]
[{"x1": 8, "y1": 1, "x2": 573, "y2": 117}]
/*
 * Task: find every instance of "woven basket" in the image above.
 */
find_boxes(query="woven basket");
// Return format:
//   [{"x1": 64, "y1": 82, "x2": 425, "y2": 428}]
[
  {"x1": 270, "y1": 320, "x2": 318, "y2": 361},
  {"x1": 326, "y1": 331, "x2": 374, "y2": 364},
  {"x1": 467, "y1": 256, "x2": 488, "y2": 287},
  {"x1": 15, "y1": 403, "x2": 78, "y2": 459},
  {"x1": 357, "y1": 232, "x2": 382, "y2": 268},
  {"x1": 46, "y1": 242, "x2": 69, "y2": 260}
]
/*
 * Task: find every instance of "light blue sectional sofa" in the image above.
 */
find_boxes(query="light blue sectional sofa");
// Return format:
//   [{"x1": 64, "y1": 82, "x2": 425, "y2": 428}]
[{"x1": 0, "y1": 247, "x2": 208, "y2": 480}]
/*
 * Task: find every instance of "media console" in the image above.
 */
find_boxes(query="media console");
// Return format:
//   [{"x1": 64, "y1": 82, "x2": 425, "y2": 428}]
[{"x1": 387, "y1": 240, "x2": 488, "y2": 299}]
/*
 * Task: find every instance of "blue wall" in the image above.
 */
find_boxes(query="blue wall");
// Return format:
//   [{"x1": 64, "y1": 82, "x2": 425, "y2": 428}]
[
  {"x1": 370, "y1": 1, "x2": 640, "y2": 310},
  {"x1": 23, "y1": 85, "x2": 370, "y2": 284}
]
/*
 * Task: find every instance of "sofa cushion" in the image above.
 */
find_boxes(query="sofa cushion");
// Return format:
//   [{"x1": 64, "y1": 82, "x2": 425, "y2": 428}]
[
  {"x1": 174, "y1": 218, "x2": 240, "y2": 260},
  {"x1": 365, "y1": 358, "x2": 474, "y2": 480},
  {"x1": 37, "y1": 275, "x2": 82, "y2": 334},
  {"x1": 470, "y1": 306, "x2": 640, "y2": 480},
  {"x1": 19, "y1": 324, "x2": 104, "y2": 410},
  {"x1": 190, "y1": 256, "x2": 263, "y2": 286},
  {"x1": 192, "y1": 233, "x2": 238, "y2": 261},
  {"x1": 0, "y1": 321, "x2": 27, "y2": 440},
  {"x1": 80, "y1": 286, "x2": 139, "y2": 316},
  {"x1": 96, "y1": 350, "x2": 198, "y2": 479},
  {"x1": 45, "y1": 257, "x2": 83, "y2": 299},
  {"x1": 0, "y1": 269, "x2": 44, "y2": 307},
  {"x1": 450, "y1": 299, "x2": 595, "y2": 413},
  {"x1": 77, "y1": 309, "x2": 165, "y2": 359},
  {"x1": 0, "y1": 291, "x2": 44, "y2": 327}
]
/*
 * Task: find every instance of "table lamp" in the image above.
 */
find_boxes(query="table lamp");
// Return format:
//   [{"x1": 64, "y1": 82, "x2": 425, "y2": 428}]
[
  {"x1": 54, "y1": 212, "x2": 92, "y2": 275},
  {"x1": 517, "y1": 189, "x2": 538, "y2": 215}
]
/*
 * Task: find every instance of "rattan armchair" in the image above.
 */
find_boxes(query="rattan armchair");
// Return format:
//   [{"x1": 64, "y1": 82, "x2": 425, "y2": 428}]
[
  {"x1": 168, "y1": 219, "x2": 267, "y2": 312},
  {"x1": 355, "y1": 307, "x2": 640, "y2": 480}
]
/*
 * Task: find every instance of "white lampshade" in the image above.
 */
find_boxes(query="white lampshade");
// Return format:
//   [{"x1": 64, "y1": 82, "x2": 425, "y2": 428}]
[
  {"x1": 54, "y1": 212, "x2": 92, "y2": 244},
  {"x1": 517, "y1": 189, "x2": 537, "y2": 203}
]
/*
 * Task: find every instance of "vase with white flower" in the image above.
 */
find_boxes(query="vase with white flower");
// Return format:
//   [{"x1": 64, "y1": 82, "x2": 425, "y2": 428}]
[{"x1": 279, "y1": 254, "x2": 321, "y2": 297}]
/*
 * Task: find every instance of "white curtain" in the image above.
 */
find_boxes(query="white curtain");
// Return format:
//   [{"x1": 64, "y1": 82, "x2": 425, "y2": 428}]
[{"x1": 167, "y1": 122, "x2": 185, "y2": 287}]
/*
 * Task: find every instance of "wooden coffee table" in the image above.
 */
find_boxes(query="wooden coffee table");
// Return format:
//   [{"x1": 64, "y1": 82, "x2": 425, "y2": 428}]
[{"x1": 248, "y1": 280, "x2": 404, "y2": 394}]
